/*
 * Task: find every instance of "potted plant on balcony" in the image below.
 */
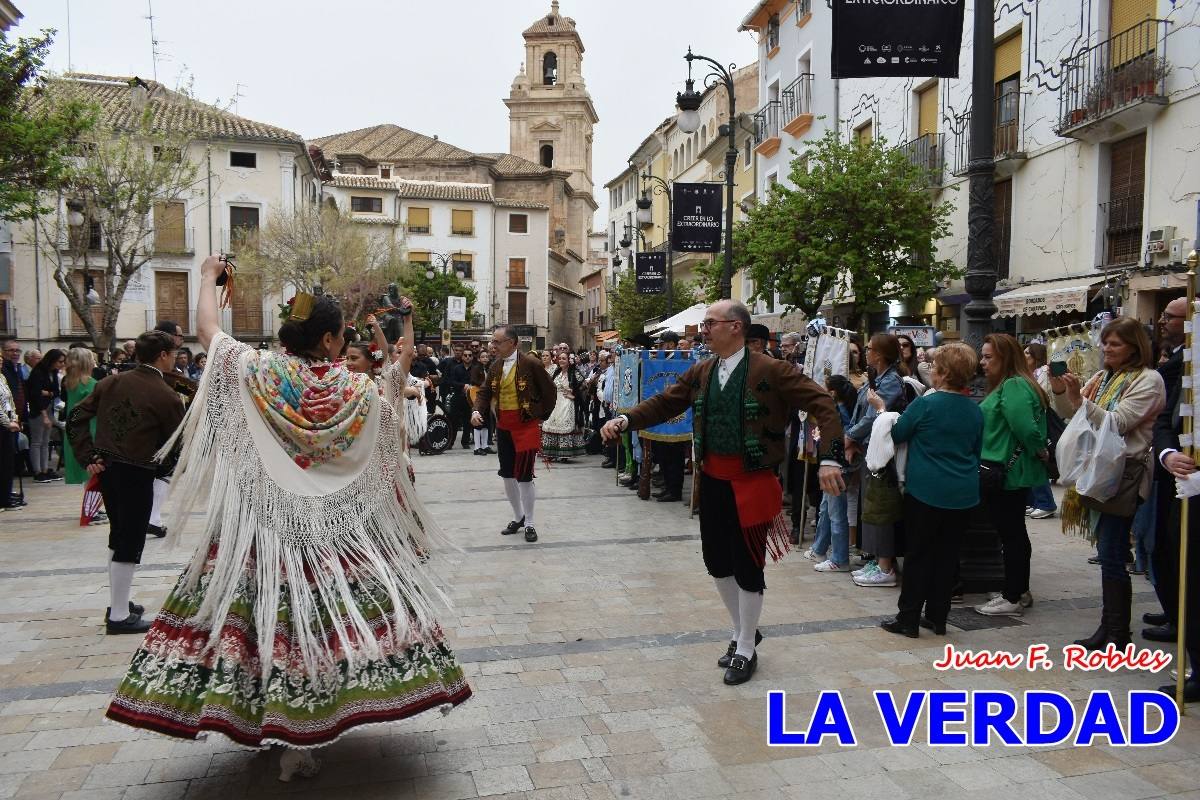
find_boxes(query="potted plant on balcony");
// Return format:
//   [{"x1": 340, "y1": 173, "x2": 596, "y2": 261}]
[
  {"x1": 1115, "y1": 55, "x2": 1168, "y2": 102},
  {"x1": 1085, "y1": 68, "x2": 1114, "y2": 116}
]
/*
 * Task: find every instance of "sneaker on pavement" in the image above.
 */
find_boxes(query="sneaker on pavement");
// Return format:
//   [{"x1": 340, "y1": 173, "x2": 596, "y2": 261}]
[
  {"x1": 799, "y1": 548, "x2": 822, "y2": 562},
  {"x1": 1025, "y1": 507, "x2": 1036, "y2": 517},
  {"x1": 976, "y1": 596, "x2": 1023, "y2": 616},
  {"x1": 852, "y1": 560, "x2": 879, "y2": 578},
  {"x1": 814, "y1": 559, "x2": 847, "y2": 573},
  {"x1": 990, "y1": 590, "x2": 1034, "y2": 608},
  {"x1": 853, "y1": 568, "x2": 897, "y2": 587},
  {"x1": 1029, "y1": 508, "x2": 1056, "y2": 520}
]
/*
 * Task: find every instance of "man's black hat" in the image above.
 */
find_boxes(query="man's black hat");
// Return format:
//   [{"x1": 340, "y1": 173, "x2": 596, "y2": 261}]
[
  {"x1": 747, "y1": 324, "x2": 771, "y2": 342},
  {"x1": 658, "y1": 331, "x2": 680, "y2": 344}
]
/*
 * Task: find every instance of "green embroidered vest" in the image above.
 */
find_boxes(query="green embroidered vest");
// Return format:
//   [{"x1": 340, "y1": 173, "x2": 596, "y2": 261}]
[{"x1": 698, "y1": 351, "x2": 748, "y2": 457}]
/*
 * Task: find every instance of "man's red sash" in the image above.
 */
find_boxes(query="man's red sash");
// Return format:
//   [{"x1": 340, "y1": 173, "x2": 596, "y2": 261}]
[{"x1": 702, "y1": 453, "x2": 791, "y2": 566}]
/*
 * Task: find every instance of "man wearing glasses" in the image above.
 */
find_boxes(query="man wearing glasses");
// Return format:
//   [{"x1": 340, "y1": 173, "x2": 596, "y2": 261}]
[
  {"x1": 472, "y1": 325, "x2": 556, "y2": 543},
  {"x1": 602, "y1": 300, "x2": 846, "y2": 686}
]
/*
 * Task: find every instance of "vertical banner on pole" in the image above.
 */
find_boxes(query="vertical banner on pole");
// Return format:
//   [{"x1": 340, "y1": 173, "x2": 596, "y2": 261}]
[
  {"x1": 635, "y1": 252, "x2": 666, "y2": 295},
  {"x1": 831, "y1": 0, "x2": 966, "y2": 79},
  {"x1": 638, "y1": 350, "x2": 695, "y2": 442},
  {"x1": 672, "y1": 183, "x2": 724, "y2": 253}
]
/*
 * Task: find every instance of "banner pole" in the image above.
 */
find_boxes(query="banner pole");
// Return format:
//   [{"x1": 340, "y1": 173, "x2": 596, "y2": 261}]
[{"x1": 1180, "y1": 247, "x2": 1197, "y2": 713}]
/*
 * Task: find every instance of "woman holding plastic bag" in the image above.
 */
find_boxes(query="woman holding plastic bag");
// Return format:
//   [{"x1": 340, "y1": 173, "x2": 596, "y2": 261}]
[{"x1": 1050, "y1": 317, "x2": 1164, "y2": 651}]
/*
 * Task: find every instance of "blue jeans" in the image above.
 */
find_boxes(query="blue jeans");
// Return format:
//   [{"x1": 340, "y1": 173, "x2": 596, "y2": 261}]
[
  {"x1": 1131, "y1": 482, "x2": 1156, "y2": 575},
  {"x1": 813, "y1": 490, "x2": 849, "y2": 566},
  {"x1": 1027, "y1": 482, "x2": 1056, "y2": 512},
  {"x1": 1094, "y1": 510, "x2": 1135, "y2": 583}
]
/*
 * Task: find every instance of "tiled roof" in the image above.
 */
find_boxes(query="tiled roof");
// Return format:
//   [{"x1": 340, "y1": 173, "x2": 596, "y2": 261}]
[
  {"x1": 495, "y1": 199, "x2": 550, "y2": 210},
  {"x1": 42, "y1": 74, "x2": 305, "y2": 145},
  {"x1": 330, "y1": 175, "x2": 495, "y2": 203},
  {"x1": 479, "y1": 153, "x2": 552, "y2": 177},
  {"x1": 328, "y1": 175, "x2": 397, "y2": 189},
  {"x1": 523, "y1": 1, "x2": 579, "y2": 37},
  {"x1": 311, "y1": 124, "x2": 476, "y2": 164}
]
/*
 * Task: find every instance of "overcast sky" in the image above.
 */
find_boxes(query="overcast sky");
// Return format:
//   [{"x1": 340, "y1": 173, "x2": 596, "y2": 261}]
[{"x1": 14, "y1": 0, "x2": 758, "y2": 227}]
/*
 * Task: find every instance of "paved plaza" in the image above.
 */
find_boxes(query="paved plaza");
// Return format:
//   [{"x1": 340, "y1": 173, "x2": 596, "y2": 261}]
[{"x1": 0, "y1": 448, "x2": 1198, "y2": 800}]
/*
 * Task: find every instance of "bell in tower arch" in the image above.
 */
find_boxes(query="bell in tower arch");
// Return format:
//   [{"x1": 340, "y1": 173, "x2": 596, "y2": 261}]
[{"x1": 542, "y1": 52, "x2": 558, "y2": 86}]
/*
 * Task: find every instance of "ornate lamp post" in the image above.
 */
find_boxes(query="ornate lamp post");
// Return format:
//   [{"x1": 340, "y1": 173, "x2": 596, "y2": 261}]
[
  {"x1": 637, "y1": 170, "x2": 674, "y2": 315},
  {"x1": 962, "y1": 0, "x2": 997, "y2": 350},
  {"x1": 676, "y1": 47, "x2": 737, "y2": 300}
]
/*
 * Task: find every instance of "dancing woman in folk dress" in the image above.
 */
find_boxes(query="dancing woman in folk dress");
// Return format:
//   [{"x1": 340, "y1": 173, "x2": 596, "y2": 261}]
[
  {"x1": 105, "y1": 256, "x2": 470, "y2": 781},
  {"x1": 541, "y1": 351, "x2": 587, "y2": 462}
]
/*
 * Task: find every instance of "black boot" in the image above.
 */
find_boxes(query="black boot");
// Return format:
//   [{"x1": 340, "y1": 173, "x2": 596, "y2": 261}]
[
  {"x1": 1105, "y1": 578, "x2": 1132, "y2": 649},
  {"x1": 1074, "y1": 585, "x2": 1109, "y2": 651}
]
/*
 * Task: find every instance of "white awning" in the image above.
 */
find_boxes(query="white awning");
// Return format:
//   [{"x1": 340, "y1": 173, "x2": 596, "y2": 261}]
[
  {"x1": 644, "y1": 302, "x2": 707, "y2": 334},
  {"x1": 993, "y1": 277, "x2": 1100, "y2": 319}
]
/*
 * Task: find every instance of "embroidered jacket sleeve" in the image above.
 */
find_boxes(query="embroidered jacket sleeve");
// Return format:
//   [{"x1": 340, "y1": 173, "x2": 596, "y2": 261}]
[
  {"x1": 623, "y1": 362, "x2": 701, "y2": 431},
  {"x1": 473, "y1": 364, "x2": 496, "y2": 416}
]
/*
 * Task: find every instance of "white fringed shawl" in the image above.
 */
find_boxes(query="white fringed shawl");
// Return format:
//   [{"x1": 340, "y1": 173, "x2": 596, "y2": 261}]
[{"x1": 157, "y1": 332, "x2": 452, "y2": 683}]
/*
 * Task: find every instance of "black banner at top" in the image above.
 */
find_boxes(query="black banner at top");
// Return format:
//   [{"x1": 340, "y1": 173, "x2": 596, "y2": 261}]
[
  {"x1": 635, "y1": 252, "x2": 666, "y2": 295},
  {"x1": 831, "y1": 0, "x2": 965, "y2": 79},
  {"x1": 672, "y1": 183, "x2": 723, "y2": 253}
]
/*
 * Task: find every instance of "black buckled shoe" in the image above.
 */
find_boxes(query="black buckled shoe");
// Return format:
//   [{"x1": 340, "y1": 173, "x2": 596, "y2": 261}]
[
  {"x1": 106, "y1": 613, "x2": 151, "y2": 635},
  {"x1": 1157, "y1": 678, "x2": 1200, "y2": 703},
  {"x1": 1143, "y1": 611, "x2": 1169, "y2": 626},
  {"x1": 880, "y1": 617, "x2": 919, "y2": 638},
  {"x1": 718, "y1": 630, "x2": 762, "y2": 668},
  {"x1": 655, "y1": 493, "x2": 682, "y2": 503},
  {"x1": 502, "y1": 518, "x2": 525, "y2": 536},
  {"x1": 524, "y1": 526, "x2": 538, "y2": 543},
  {"x1": 147, "y1": 524, "x2": 167, "y2": 538},
  {"x1": 1142, "y1": 623, "x2": 1178, "y2": 642},
  {"x1": 723, "y1": 651, "x2": 758, "y2": 685},
  {"x1": 919, "y1": 617, "x2": 947, "y2": 635},
  {"x1": 102, "y1": 602, "x2": 144, "y2": 624}
]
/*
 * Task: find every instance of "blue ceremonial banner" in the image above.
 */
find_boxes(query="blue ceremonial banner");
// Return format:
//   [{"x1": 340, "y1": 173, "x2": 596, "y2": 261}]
[
  {"x1": 615, "y1": 350, "x2": 640, "y2": 413},
  {"x1": 638, "y1": 350, "x2": 694, "y2": 443}
]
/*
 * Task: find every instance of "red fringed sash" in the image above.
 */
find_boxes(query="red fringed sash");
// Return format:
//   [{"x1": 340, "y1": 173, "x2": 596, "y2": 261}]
[
  {"x1": 702, "y1": 454, "x2": 791, "y2": 566},
  {"x1": 498, "y1": 410, "x2": 541, "y2": 478}
]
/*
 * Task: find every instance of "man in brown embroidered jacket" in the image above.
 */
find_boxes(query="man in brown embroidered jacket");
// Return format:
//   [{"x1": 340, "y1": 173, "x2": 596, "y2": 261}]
[
  {"x1": 603, "y1": 300, "x2": 845, "y2": 685},
  {"x1": 68, "y1": 331, "x2": 185, "y2": 634},
  {"x1": 472, "y1": 325, "x2": 556, "y2": 542}
]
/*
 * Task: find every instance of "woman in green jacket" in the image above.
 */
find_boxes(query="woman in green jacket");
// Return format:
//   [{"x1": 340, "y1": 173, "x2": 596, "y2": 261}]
[
  {"x1": 61, "y1": 348, "x2": 98, "y2": 486},
  {"x1": 975, "y1": 333, "x2": 1049, "y2": 618}
]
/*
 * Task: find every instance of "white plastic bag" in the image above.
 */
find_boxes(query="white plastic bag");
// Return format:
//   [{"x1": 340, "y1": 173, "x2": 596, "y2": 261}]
[
  {"x1": 1054, "y1": 405, "x2": 1095, "y2": 486},
  {"x1": 1075, "y1": 412, "x2": 1125, "y2": 501}
]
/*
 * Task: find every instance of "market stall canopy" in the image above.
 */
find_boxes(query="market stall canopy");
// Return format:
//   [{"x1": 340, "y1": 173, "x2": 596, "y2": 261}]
[
  {"x1": 993, "y1": 277, "x2": 1101, "y2": 319},
  {"x1": 644, "y1": 302, "x2": 707, "y2": 334}
]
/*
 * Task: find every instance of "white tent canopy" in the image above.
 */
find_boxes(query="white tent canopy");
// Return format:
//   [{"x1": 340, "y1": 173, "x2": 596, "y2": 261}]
[{"x1": 644, "y1": 302, "x2": 708, "y2": 334}]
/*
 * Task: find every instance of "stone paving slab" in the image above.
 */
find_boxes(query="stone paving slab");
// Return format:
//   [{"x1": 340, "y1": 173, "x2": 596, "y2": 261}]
[{"x1": 0, "y1": 449, "x2": 1197, "y2": 799}]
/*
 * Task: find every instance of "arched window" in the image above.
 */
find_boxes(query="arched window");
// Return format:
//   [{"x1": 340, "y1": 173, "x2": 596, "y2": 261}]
[
  {"x1": 700, "y1": 127, "x2": 707, "y2": 148},
  {"x1": 542, "y1": 52, "x2": 558, "y2": 85},
  {"x1": 540, "y1": 144, "x2": 554, "y2": 167}
]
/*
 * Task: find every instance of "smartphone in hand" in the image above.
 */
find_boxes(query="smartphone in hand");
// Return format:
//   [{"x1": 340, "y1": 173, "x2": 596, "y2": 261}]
[{"x1": 1049, "y1": 361, "x2": 1069, "y2": 377}]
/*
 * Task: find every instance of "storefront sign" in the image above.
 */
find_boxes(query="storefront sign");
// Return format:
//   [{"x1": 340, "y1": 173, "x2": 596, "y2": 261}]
[
  {"x1": 635, "y1": 252, "x2": 666, "y2": 295},
  {"x1": 831, "y1": 0, "x2": 965, "y2": 79},
  {"x1": 888, "y1": 325, "x2": 937, "y2": 347},
  {"x1": 672, "y1": 183, "x2": 723, "y2": 252},
  {"x1": 994, "y1": 281, "x2": 1095, "y2": 318}
]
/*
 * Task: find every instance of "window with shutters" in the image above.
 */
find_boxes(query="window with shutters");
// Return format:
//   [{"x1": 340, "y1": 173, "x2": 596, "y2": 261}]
[
  {"x1": 408, "y1": 250, "x2": 430, "y2": 267},
  {"x1": 154, "y1": 201, "x2": 187, "y2": 252},
  {"x1": 407, "y1": 207, "x2": 430, "y2": 234},
  {"x1": 509, "y1": 213, "x2": 529, "y2": 234},
  {"x1": 507, "y1": 291, "x2": 527, "y2": 325},
  {"x1": 508, "y1": 258, "x2": 526, "y2": 287},
  {"x1": 767, "y1": 14, "x2": 780, "y2": 52},
  {"x1": 452, "y1": 253, "x2": 473, "y2": 280},
  {"x1": 994, "y1": 180, "x2": 1012, "y2": 280},
  {"x1": 916, "y1": 83, "x2": 938, "y2": 137},
  {"x1": 451, "y1": 209, "x2": 474, "y2": 236},
  {"x1": 350, "y1": 196, "x2": 383, "y2": 213},
  {"x1": 69, "y1": 270, "x2": 106, "y2": 333},
  {"x1": 854, "y1": 121, "x2": 873, "y2": 145},
  {"x1": 1104, "y1": 133, "x2": 1145, "y2": 265}
]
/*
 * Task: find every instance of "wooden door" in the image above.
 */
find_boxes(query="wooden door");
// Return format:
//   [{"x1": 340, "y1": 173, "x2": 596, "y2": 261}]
[
  {"x1": 993, "y1": 180, "x2": 1012, "y2": 280},
  {"x1": 231, "y1": 274, "x2": 264, "y2": 336},
  {"x1": 69, "y1": 270, "x2": 105, "y2": 333},
  {"x1": 917, "y1": 83, "x2": 938, "y2": 136},
  {"x1": 154, "y1": 201, "x2": 186, "y2": 252},
  {"x1": 155, "y1": 271, "x2": 190, "y2": 335}
]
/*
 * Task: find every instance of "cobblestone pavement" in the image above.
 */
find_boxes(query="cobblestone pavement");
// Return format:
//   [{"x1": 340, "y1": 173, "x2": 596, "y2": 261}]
[{"x1": 0, "y1": 448, "x2": 1198, "y2": 799}]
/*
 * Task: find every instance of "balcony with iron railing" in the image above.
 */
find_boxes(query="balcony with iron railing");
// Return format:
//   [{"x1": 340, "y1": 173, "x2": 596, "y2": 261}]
[
  {"x1": 1099, "y1": 193, "x2": 1144, "y2": 267},
  {"x1": 897, "y1": 132, "x2": 945, "y2": 188},
  {"x1": 224, "y1": 307, "x2": 275, "y2": 340},
  {"x1": 951, "y1": 90, "x2": 1027, "y2": 177},
  {"x1": 1056, "y1": 18, "x2": 1170, "y2": 142},
  {"x1": 781, "y1": 73, "x2": 815, "y2": 137},
  {"x1": 753, "y1": 100, "x2": 783, "y2": 157},
  {"x1": 221, "y1": 227, "x2": 261, "y2": 254}
]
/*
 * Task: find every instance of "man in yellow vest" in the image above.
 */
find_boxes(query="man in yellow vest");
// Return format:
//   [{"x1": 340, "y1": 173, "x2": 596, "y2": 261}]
[{"x1": 472, "y1": 325, "x2": 556, "y2": 542}]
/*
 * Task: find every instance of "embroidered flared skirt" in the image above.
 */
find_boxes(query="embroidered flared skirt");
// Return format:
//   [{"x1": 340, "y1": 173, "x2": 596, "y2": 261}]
[{"x1": 106, "y1": 540, "x2": 471, "y2": 748}]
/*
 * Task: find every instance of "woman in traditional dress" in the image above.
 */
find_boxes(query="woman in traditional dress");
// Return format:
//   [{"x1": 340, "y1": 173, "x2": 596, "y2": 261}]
[
  {"x1": 105, "y1": 256, "x2": 470, "y2": 781},
  {"x1": 541, "y1": 351, "x2": 587, "y2": 462},
  {"x1": 61, "y1": 348, "x2": 98, "y2": 486}
]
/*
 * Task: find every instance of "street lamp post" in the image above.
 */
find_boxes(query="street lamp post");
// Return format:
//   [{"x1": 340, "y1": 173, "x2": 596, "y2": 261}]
[
  {"x1": 676, "y1": 47, "x2": 737, "y2": 301},
  {"x1": 637, "y1": 171, "x2": 674, "y2": 315},
  {"x1": 962, "y1": 0, "x2": 997, "y2": 350},
  {"x1": 426, "y1": 251, "x2": 465, "y2": 342}
]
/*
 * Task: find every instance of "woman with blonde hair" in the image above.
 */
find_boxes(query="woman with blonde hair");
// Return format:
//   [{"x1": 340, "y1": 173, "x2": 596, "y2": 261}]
[
  {"x1": 1050, "y1": 317, "x2": 1163, "y2": 650},
  {"x1": 975, "y1": 333, "x2": 1049, "y2": 618},
  {"x1": 61, "y1": 348, "x2": 98, "y2": 486}
]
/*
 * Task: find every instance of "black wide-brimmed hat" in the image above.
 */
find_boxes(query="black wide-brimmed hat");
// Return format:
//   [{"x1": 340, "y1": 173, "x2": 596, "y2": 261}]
[
  {"x1": 658, "y1": 331, "x2": 680, "y2": 344},
  {"x1": 630, "y1": 333, "x2": 654, "y2": 348},
  {"x1": 747, "y1": 323, "x2": 771, "y2": 342}
]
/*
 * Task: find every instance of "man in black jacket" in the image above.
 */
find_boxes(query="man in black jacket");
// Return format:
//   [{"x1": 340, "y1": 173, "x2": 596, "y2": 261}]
[{"x1": 1151, "y1": 297, "x2": 1200, "y2": 701}]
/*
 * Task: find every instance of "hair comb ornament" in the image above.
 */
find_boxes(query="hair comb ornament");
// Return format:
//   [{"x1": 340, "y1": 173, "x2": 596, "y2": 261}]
[{"x1": 289, "y1": 292, "x2": 316, "y2": 322}]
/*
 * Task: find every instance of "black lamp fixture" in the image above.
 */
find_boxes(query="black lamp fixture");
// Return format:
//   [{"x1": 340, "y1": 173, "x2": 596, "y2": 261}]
[{"x1": 635, "y1": 192, "x2": 653, "y2": 227}]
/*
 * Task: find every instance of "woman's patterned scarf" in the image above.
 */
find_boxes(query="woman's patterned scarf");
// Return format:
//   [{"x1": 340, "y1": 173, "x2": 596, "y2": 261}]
[{"x1": 245, "y1": 351, "x2": 372, "y2": 469}]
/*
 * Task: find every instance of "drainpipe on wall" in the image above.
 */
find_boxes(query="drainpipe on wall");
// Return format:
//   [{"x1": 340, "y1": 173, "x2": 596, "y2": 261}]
[
  {"x1": 491, "y1": 207, "x2": 497, "y2": 329},
  {"x1": 32, "y1": 217, "x2": 42, "y2": 343},
  {"x1": 206, "y1": 145, "x2": 213, "y2": 256}
]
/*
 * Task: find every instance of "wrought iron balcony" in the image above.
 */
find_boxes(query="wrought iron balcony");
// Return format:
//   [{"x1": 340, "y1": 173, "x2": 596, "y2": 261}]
[
  {"x1": 1056, "y1": 19, "x2": 1170, "y2": 141},
  {"x1": 781, "y1": 74, "x2": 815, "y2": 136},
  {"x1": 897, "y1": 133, "x2": 945, "y2": 187},
  {"x1": 950, "y1": 89, "x2": 1027, "y2": 177},
  {"x1": 753, "y1": 100, "x2": 782, "y2": 145}
]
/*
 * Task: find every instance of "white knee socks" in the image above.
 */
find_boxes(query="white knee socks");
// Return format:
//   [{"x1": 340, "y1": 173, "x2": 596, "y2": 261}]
[
  {"x1": 109, "y1": 557, "x2": 136, "y2": 622},
  {"x1": 714, "y1": 576, "x2": 741, "y2": 642},
  {"x1": 518, "y1": 481, "x2": 536, "y2": 528},
  {"x1": 473, "y1": 427, "x2": 488, "y2": 450},
  {"x1": 736, "y1": 589, "x2": 764, "y2": 658},
  {"x1": 503, "y1": 478, "x2": 523, "y2": 522},
  {"x1": 149, "y1": 478, "x2": 169, "y2": 527}
]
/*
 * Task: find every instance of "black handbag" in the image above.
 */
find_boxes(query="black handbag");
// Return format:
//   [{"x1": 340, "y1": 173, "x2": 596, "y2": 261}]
[
  {"x1": 1040, "y1": 411, "x2": 1066, "y2": 481},
  {"x1": 980, "y1": 445, "x2": 1023, "y2": 494}
]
